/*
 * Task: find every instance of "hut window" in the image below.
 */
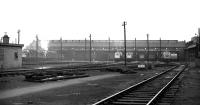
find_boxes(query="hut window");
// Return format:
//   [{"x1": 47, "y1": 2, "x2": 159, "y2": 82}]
[
  {"x1": 14, "y1": 52, "x2": 18, "y2": 60},
  {"x1": 0, "y1": 49, "x2": 3, "y2": 61}
]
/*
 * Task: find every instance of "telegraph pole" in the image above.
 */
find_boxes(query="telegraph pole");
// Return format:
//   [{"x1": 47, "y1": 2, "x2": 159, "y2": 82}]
[
  {"x1": 198, "y1": 28, "x2": 200, "y2": 57},
  {"x1": 89, "y1": 34, "x2": 92, "y2": 63},
  {"x1": 147, "y1": 34, "x2": 149, "y2": 66},
  {"x1": 85, "y1": 38, "x2": 87, "y2": 52},
  {"x1": 160, "y1": 37, "x2": 162, "y2": 61},
  {"x1": 122, "y1": 21, "x2": 127, "y2": 66},
  {"x1": 108, "y1": 37, "x2": 110, "y2": 62},
  {"x1": 195, "y1": 28, "x2": 200, "y2": 58},
  {"x1": 135, "y1": 37, "x2": 137, "y2": 61},
  {"x1": 85, "y1": 38, "x2": 87, "y2": 61},
  {"x1": 17, "y1": 29, "x2": 20, "y2": 44},
  {"x1": 36, "y1": 35, "x2": 39, "y2": 65},
  {"x1": 60, "y1": 37, "x2": 63, "y2": 61}
]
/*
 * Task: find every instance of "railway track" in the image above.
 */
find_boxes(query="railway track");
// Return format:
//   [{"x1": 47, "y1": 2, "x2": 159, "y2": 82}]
[
  {"x1": 0, "y1": 62, "x2": 127, "y2": 77},
  {"x1": 92, "y1": 65, "x2": 186, "y2": 105}
]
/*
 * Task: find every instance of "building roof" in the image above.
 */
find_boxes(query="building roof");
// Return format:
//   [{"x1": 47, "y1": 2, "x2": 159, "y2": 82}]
[
  {"x1": 48, "y1": 40, "x2": 186, "y2": 48},
  {"x1": 187, "y1": 44, "x2": 196, "y2": 49},
  {"x1": 0, "y1": 43, "x2": 24, "y2": 48}
]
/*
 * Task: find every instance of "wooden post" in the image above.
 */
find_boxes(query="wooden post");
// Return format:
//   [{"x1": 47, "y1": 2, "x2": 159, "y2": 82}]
[{"x1": 122, "y1": 21, "x2": 127, "y2": 66}]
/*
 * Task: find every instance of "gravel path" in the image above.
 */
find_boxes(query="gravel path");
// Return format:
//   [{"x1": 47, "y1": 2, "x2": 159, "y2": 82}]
[
  {"x1": 0, "y1": 73, "x2": 121, "y2": 99},
  {"x1": 0, "y1": 67, "x2": 167, "y2": 105},
  {"x1": 173, "y1": 67, "x2": 200, "y2": 105}
]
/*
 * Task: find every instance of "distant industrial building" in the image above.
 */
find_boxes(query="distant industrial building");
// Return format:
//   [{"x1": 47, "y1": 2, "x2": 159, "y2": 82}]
[
  {"x1": 185, "y1": 34, "x2": 200, "y2": 67},
  {"x1": 0, "y1": 33, "x2": 24, "y2": 69},
  {"x1": 47, "y1": 39, "x2": 186, "y2": 61}
]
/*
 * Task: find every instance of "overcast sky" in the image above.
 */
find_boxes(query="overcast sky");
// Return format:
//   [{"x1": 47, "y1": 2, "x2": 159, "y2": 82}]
[{"x1": 0, "y1": 0, "x2": 200, "y2": 49}]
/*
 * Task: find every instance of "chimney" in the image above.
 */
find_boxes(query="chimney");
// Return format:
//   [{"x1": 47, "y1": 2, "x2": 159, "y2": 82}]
[
  {"x1": 3, "y1": 32, "x2": 9, "y2": 44},
  {"x1": 18, "y1": 29, "x2": 20, "y2": 44}
]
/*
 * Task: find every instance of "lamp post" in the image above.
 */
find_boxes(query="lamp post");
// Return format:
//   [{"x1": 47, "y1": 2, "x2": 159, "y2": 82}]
[{"x1": 122, "y1": 21, "x2": 127, "y2": 66}]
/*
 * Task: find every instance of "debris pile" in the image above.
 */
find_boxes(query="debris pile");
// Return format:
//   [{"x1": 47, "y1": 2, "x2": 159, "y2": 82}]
[{"x1": 24, "y1": 70, "x2": 89, "y2": 82}]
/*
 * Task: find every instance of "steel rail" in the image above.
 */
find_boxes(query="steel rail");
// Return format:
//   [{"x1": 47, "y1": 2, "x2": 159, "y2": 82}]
[
  {"x1": 146, "y1": 65, "x2": 186, "y2": 105},
  {"x1": 92, "y1": 66, "x2": 178, "y2": 105}
]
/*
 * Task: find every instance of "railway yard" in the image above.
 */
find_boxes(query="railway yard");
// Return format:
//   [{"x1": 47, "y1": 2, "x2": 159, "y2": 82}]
[
  {"x1": 0, "y1": 62, "x2": 199, "y2": 105},
  {"x1": 1, "y1": 1, "x2": 200, "y2": 104}
]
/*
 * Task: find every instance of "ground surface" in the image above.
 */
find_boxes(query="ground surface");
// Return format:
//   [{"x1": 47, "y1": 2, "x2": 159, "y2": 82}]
[
  {"x1": 172, "y1": 67, "x2": 200, "y2": 105},
  {"x1": 0, "y1": 67, "x2": 167, "y2": 105}
]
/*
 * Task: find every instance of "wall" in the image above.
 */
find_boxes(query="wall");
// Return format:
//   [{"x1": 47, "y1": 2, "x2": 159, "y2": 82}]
[
  {"x1": 3, "y1": 47, "x2": 22, "y2": 69},
  {"x1": 195, "y1": 59, "x2": 200, "y2": 67},
  {"x1": 0, "y1": 48, "x2": 3, "y2": 69}
]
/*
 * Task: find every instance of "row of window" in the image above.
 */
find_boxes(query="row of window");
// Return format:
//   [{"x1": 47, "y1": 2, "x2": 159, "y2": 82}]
[
  {"x1": 49, "y1": 40, "x2": 183, "y2": 43},
  {"x1": 48, "y1": 47, "x2": 183, "y2": 51}
]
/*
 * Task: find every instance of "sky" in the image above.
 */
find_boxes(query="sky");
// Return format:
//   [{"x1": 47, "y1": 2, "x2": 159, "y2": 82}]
[{"x1": 0, "y1": 0, "x2": 200, "y2": 49}]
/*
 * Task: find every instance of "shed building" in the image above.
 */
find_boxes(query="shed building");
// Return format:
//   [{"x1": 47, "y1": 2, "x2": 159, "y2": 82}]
[
  {"x1": 47, "y1": 39, "x2": 186, "y2": 61},
  {"x1": 0, "y1": 34, "x2": 24, "y2": 69}
]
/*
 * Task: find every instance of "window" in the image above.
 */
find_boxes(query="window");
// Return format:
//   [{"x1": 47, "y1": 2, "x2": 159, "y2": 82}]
[
  {"x1": 14, "y1": 52, "x2": 18, "y2": 60},
  {"x1": 0, "y1": 49, "x2": 3, "y2": 61}
]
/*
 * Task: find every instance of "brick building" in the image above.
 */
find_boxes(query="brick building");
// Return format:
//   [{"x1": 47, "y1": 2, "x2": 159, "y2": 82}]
[
  {"x1": 186, "y1": 35, "x2": 200, "y2": 67},
  {"x1": 47, "y1": 39, "x2": 186, "y2": 61}
]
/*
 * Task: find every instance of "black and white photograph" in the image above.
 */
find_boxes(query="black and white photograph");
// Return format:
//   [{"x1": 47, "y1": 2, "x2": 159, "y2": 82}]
[{"x1": 0, "y1": 0, "x2": 200, "y2": 105}]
